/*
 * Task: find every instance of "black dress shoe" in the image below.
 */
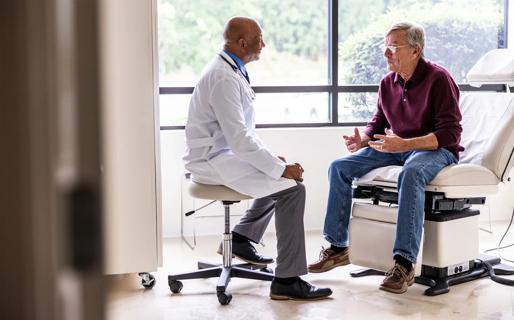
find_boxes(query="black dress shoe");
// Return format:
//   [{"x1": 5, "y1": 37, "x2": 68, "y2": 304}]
[
  {"x1": 270, "y1": 278, "x2": 332, "y2": 300},
  {"x1": 218, "y1": 240, "x2": 274, "y2": 265}
]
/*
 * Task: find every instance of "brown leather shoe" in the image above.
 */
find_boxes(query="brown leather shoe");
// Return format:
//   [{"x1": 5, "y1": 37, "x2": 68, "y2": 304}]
[
  {"x1": 308, "y1": 246, "x2": 350, "y2": 273},
  {"x1": 379, "y1": 263, "x2": 415, "y2": 294}
]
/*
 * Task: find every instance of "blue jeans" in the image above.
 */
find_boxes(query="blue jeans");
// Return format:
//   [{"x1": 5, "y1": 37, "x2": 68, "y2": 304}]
[{"x1": 323, "y1": 147, "x2": 457, "y2": 263}]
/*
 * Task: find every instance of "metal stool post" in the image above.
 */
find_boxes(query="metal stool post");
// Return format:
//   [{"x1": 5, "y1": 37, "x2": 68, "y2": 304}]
[{"x1": 222, "y1": 203, "x2": 232, "y2": 268}]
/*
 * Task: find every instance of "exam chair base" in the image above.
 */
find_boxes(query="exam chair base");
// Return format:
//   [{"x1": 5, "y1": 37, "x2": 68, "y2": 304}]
[{"x1": 350, "y1": 254, "x2": 514, "y2": 296}]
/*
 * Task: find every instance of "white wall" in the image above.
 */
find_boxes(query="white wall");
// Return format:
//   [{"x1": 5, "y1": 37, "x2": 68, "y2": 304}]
[{"x1": 161, "y1": 127, "x2": 514, "y2": 238}]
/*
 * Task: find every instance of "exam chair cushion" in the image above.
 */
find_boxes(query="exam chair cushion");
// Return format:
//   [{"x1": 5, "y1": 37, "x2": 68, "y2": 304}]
[{"x1": 355, "y1": 92, "x2": 514, "y2": 197}]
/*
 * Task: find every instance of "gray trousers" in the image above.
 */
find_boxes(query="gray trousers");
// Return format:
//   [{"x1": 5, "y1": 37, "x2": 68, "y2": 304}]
[{"x1": 233, "y1": 181, "x2": 307, "y2": 278}]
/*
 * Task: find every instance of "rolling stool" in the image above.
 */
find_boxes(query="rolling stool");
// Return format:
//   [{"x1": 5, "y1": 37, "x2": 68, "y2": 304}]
[{"x1": 168, "y1": 181, "x2": 274, "y2": 305}]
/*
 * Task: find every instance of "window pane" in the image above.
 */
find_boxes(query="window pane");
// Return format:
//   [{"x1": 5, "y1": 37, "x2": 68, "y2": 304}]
[
  {"x1": 159, "y1": 93, "x2": 329, "y2": 126},
  {"x1": 338, "y1": 92, "x2": 377, "y2": 123},
  {"x1": 158, "y1": 0, "x2": 328, "y2": 87},
  {"x1": 159, "y1": 94, "x2": 190, "y2": 126},
  {"x1": 254, "y1": 93, "x2": 329, "y2": 124},
  {"x1": 338, "y1": 0, "x2": 506, "y2": 84}
]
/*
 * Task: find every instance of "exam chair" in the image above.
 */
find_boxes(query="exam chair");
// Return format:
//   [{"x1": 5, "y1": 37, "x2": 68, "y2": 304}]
[{"x1": 348, "y1": 49, "x2": 514, "y2": 296}]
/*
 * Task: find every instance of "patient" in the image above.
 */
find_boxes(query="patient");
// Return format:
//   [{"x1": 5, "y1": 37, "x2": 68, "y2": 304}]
[{"x1": 308, "y1": 21, "x2": 463, "y2": 294}]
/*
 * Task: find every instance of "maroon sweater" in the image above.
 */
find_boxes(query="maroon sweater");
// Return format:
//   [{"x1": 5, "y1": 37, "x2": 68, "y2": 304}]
[{"x1": 363, "y1": 58, "x2": 464, "y2": 160}]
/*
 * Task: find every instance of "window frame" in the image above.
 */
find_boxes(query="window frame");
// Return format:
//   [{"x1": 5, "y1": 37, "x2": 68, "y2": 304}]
[{"x1": 159, "y1": 0, "x2": 509, "y2": 130}]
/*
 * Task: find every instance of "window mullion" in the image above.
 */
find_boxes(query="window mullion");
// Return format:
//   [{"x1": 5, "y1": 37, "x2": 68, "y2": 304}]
[{"x1": 329, "y1": 0, "x2": 339, "y2": 125}]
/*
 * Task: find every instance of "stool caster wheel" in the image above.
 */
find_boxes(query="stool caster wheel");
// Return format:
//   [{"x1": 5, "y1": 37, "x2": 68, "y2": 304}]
[
  {"x1": 138, "y1": 272, "x2": 156, "y2": 289},
  {"x1": 217, "y1": 291, "x2": 232, "y2": 305},
  {"x1": 169, "y1": 280, "x2": 183, "y2": 294},
  {"x1": 260, "y1": 267, "x2": 273, "y2": 274}
]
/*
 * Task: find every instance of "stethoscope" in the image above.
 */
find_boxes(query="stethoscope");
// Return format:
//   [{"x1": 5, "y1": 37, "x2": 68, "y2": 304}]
[{"x1": 219, "y1": 54, "x2": 255, "y2": 100}]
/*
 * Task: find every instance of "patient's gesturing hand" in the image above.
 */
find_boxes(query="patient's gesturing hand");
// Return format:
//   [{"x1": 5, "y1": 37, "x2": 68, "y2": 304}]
[
  {"x1": 343, "y1": 128, "x2": 362, "y2": 153},
  {"x1": 282, "y1": 163, "x2": 304, "y2": 182},
  {"x1": 369, "y1": 129, "x2": 408, "y2": 153}
]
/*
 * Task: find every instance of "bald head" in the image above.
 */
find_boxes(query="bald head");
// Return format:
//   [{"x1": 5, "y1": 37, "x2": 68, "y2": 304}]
[
  {"x1": 222, "y1": 16, "x2": 265, "y2": 64},
  {"x1": 223, "y1": 17, "x2": 259, "y2": 45}
]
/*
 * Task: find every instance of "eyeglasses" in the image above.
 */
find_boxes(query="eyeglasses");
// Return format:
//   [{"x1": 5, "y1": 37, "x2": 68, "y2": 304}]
[{"x1": 381, "y1": 44, "x2": 411, "y2": 53}]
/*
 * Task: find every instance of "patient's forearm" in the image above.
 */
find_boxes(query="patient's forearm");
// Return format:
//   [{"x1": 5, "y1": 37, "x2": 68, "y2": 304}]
[{"x1": 405, "y1": 133, "x2": 439, "y2": 151}]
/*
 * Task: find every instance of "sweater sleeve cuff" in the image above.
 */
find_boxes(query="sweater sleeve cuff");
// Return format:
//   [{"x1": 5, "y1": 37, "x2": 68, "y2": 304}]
[
  {"x1": 363, "y1": 127, "x2": 374, "y2": 139},
  {"x1": 433, "y1": 130, "x2": 452, "y2": 148}
]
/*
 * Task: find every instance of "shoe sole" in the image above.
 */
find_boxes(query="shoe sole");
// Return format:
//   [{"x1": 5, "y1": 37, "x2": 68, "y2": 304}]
[
  {"x1": 217, "y1": 250, "x2": 274, "y2": 266},
  {"x1": 308, "y1": 259, "x2": 350, "y2": 273},
  {"x1": 379, "y1": 277, "x2": 415, "y2": 294},
  {"x1": 269, "y1": 293, "x2": 331, "y2": 301}
]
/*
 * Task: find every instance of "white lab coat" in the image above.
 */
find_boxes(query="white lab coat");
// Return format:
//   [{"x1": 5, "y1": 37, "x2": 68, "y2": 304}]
[{"x1": 183, "y1": 51, "x2": 296, "y2": 198}]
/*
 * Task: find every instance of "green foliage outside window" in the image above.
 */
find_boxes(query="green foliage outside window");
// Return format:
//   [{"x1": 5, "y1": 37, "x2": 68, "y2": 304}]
[
  {"x1": 158, "y1": 0, "x2": 326, "y2": 85},
  {"x1": 158, "y1": 0, "x2": 504, "y2": 125}
]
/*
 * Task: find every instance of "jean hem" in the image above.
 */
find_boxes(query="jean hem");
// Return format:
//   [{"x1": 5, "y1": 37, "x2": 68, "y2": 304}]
[
  {"x1": 323, "y1": 234, "x2": 348, "y2": 248},
  {"x1": 393, "y1": 251, "x2": 416, "y2": 264}
]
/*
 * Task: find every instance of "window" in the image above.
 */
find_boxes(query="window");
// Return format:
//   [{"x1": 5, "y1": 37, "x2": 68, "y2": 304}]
[
  {"x1": 254, "y1": 93, "x2": 330, "y2": 124},
  {"x1": 158, "y1": 0, "x2": 507, "y2": 128}
]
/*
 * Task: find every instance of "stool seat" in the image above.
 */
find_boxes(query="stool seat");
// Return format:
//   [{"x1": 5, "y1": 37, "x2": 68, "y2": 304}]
[{"x1": 189, "y1": 181, "x2": 252, "y2": 201}]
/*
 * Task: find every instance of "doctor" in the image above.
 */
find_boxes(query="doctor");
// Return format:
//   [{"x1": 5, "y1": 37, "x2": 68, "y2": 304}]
[{"x1": 183, "y1": 17, "x2": 332, "y2": 300}]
